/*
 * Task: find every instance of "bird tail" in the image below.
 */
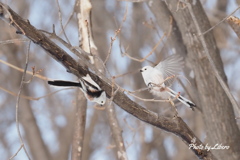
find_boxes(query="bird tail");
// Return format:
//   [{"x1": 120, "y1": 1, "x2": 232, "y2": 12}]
[
  {"x1": 167, "y1": 88, "x2": 195, "y2": 110},
  {"x1": 48, "y1": 80, "x2": 81, "y2": 88}
]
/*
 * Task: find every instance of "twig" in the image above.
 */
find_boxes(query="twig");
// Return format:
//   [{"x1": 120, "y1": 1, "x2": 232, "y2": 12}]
[
  {"x1": 0, "y1": 4, "x2": 25, "y2": 35},
  {"x1": 0, "y1": 59, "x2": 48, "y2": 80},
  {"x1": 8, "y1": 144, "x2": 23, "y2": 160},
  {"x1": 122, "y1": 33, "x2": 166, "y2": 62},
  {"x1": 200, "y1": 5, "x2": 240, "y2": 36},
  {"x1": 122, "y1": 15, "x2": 173, "y2": 63},
  {"x1": 149, "y1": 18, "x2": 162, "y2": 38},
  {"x1": 0, "y1": 85, "x2": 73, "y2": 100},
  {"x1": 58, "y1": 0, "x2": 77, "y2": 36},
  {"x1": 24, "y1": 66, "x2": 43, "y2": 83},
  {"x1": 169, "y1": 97, "x2": 179, "y2": 118},
  {"x1": 56, "y1": 0, "x2": 71, "y2": 44},
  {"x1": 0, "y1": 38, "x2": 29, "y2": 45},
  {"x1": 112, "y1": 69, "x2": 139, "y2": 79},
  {"x1": 105, "y1": 3, "x2": 128, "y2": 64},
  {"x1": 104, "y1": 28, "x2": 121, "y2": 64},
  {"x1": 14, "y1": 41, "x2": 31, "y2": 160},
  {"x1": 126, "y1": 90, "x2": 169, "y2": 103},
  {"x1": 123, "y1": 120, "x2": 139, "y2": 148},
  {"x1": 125, "y1": 87, "x2": 149, "y2": 93}
]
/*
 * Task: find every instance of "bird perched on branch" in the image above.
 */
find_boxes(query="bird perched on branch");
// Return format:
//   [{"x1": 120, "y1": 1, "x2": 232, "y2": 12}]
[
  {"x1": 140, "y1": 54, "x2": 195, "y2": 110},
  {"x1": 48, "y1": 74, "x2": 106, "y2": 106}
]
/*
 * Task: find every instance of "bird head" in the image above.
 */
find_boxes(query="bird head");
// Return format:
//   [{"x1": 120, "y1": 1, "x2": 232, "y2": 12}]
[
  {"x1": 95, "y1": 91, "x2": 106, "y2": 106},
  {"x1": 140, "y1": 66, "x2": 154, "y2": 85},
  {"x1": 140, "y1": 66, "x2": 153, "y2": 73}
]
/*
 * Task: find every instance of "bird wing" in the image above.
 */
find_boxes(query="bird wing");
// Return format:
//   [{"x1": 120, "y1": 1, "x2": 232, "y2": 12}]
[
  {"x1": 155, "y1": 54, "x2": 184, "y2": 87},
  {"x1": 82, "y1": 74, "x2": 101, "y2": 90}
]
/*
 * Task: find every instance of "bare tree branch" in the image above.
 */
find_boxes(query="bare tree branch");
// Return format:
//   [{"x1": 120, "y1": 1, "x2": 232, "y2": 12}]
[{"x1": 14, "y1": 41, "x2": 31, "y2": 160}]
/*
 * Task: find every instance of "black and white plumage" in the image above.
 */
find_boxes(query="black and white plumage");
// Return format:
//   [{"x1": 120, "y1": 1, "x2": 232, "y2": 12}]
[
  {"x1": 140, "y1": 54, "x2": 195, "y2": 109},
  {"x1": 48, "y1": 74, "x2": 106, "y2": 105}
]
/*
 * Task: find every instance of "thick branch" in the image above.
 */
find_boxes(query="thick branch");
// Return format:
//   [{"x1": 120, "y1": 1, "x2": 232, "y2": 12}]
[
  {"x1": 71, "y1": 91, "x2": 87, "y2": 160},
  {"x1": 0, "y1": 2, "x2": 216, "y2": 160}
]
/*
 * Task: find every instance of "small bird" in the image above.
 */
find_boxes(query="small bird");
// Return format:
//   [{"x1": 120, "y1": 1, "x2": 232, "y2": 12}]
[
  {"x1": 140, "y1": 54, "x2": 195, "y2": 109},
  {"x1": 48, "y1": 74, "x2": 106, "y2": 106}
]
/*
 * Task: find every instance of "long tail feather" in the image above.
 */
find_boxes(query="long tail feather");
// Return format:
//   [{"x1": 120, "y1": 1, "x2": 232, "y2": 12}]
[
  {"x1": 48, "y1": 80, "x2": 81, "y2": 88},
  {"x1": 167, "y1": 88, "x2": 195, "y2": 110}
]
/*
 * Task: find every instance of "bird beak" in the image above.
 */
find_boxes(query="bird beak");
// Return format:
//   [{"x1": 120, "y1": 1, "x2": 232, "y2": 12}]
[{"x1": 140, "y1": 69, "x2": 143, "y2": 72}]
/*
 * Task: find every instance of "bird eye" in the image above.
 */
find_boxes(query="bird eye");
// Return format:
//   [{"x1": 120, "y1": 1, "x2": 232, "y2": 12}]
[
  {"x1": 145, "y1": 68, "x2": 147, "y2": 70},
  {"x1": 101, "y1": 101, "x2": 103, "y2": 103}
]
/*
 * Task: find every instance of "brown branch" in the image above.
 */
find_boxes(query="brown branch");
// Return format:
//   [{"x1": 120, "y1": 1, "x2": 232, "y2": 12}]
[
  {"x1": 0, "y1": 2, "x2": 216, "y2": 160},
  {"x1": 106, "y1": 87, "x2": 128, "y2": 160},
  {"x1": 71, "y1": 90, "x2": 87, "y2": 160}
]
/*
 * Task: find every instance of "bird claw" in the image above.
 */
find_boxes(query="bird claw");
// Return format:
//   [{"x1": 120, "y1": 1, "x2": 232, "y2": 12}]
[{"x1": 148, "y1": 82, "x2": 154, "y2": 90}]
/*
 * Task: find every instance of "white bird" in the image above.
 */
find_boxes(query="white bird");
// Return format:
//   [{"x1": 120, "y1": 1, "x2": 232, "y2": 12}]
[
  {"x1": 48, "y1": 74, "x2": 106, "y2": 106},
  {"x1": 140, "y1": 54, "x2": 195, "y2": 109}
]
